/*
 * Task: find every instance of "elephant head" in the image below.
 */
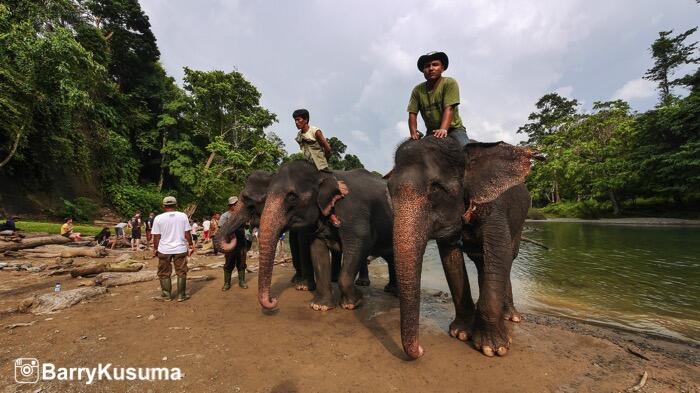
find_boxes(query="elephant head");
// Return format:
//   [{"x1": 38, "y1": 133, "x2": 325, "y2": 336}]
[
  {"x1": 214, "y1": 170, "x2": 273, "y2": 252},
  {"x1": 257, "y1": 160, "x2": 344, "y2": 309},
  {"x1": 388, "y1": 137, "x2": 539, "y2": 359}
]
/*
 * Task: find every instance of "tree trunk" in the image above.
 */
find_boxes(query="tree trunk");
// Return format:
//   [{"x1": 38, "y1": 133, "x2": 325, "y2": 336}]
[
  {"x1": 0, "y1": 235, "x2": 70, "y2": 253},
  {"x1": 0, "y1": 128, "x2": 22, "y2": 169},
  {"x1": 609, "y1": 189, "x2": 621, "y2": 215}
]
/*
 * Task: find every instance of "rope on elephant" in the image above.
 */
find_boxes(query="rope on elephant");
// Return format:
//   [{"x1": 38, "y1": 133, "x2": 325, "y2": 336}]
[{"x1": 520, "y1": 236, "x2": 549, "y2": 250}]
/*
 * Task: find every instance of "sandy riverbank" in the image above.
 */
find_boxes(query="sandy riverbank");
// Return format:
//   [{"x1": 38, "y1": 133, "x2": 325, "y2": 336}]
[{"x1": 0, "y1": 251, "x2": 698, "y2": 392}]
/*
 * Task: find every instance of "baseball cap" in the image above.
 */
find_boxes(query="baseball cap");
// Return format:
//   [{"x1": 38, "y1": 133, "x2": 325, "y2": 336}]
[
  {"x1": 162, "y1": 196, "x2": 177, "y2": 206},
  {"x1": 228, "y1": 196, "x2": 239, "y2": 205}
]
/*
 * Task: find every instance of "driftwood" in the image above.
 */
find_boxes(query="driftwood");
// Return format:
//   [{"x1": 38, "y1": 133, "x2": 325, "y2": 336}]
[
  {"x1": 22, "y1": 246, "x2": 108, "y2": 258},
  {"x1": 18, "y1": 287, "x2": 108, "y2": 314},
  {"x1": 70, "y1": 260, "x2": 143, "y2": 278},
  {"x1": 94, "y1": 270, "x2": 157, "y2": 287},
  {"x1": 520, "y1": 236, "x2": 549, "y2": 250},
  {"x1": 625, "y1": 371, "x2": 648, "y2": 392},
  {"x1": 0, "y1": 235, "x2": 70, "y2": 253}
]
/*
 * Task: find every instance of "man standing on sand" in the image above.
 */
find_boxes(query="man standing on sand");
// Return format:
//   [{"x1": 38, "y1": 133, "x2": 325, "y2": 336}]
[
  {"x1": 407, "y1": 51, "x2": 469, "y2": 147},
  {"x1": 151, "y1": 196, "x2": 195, "y2": 302},
  {"x1": 218, "y1": 196, "x2": 248, "y2": 290}
]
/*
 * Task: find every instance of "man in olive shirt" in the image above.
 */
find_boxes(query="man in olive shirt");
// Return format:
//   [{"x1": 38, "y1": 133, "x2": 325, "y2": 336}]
[{"x1": 407, "y1": 51, "x2": 469, "y2": 146}]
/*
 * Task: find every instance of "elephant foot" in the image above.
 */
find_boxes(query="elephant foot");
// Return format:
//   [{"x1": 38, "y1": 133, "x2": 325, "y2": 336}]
[
  {"x1": 383, "y1": 282, "x2": 398, "y2": 296},
  {"x1": 310, "y1": 295, "x2": 335, "y2": 312},
  {"x1": 355, "y1": 277, "x2": 370, "y2": 287},
  {"x1": 471, "y1": 317, "x2": 511, "y2": 357},
  {"x1": 290, "y1": 272, "x2": 303, "y2": 284},
  {"x1": 449, "y1": 317, "x2": 473, "y2": 342},
  {"x1": 340, "y1": 294, "x2": 363, "y2": 310},
  {"x1": 295, "y1": 279, "x2": 316, "y2": 292},
  {"x1": 504, "y1": 305, "x2": 523, "y2": 323}
]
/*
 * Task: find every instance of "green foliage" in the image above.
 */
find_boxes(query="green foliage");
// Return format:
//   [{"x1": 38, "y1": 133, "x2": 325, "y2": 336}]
[
  {"x1": 56, "y1": 197, "x2": 100, "y2": 222},
  {"x1": 540, "y1": 200, "x2": 609, "y2": 219},
  {"x1": 644, "y1": 28, "x2": 699, "y2": 105},
  {"x1": 326, "y1": 136, "x2": 364, "y2": 170},
  {"x1": 16, "y1": 220, "x2": 103, "y2": 236},
  {"x1": 107, "y1": 184, "x2": 166, "y2": 218}
]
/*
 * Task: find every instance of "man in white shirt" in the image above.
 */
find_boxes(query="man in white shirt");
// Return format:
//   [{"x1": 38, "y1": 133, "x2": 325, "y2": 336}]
[{"x1": 151, "y1": 196, "x2": 195, "y2": 302}]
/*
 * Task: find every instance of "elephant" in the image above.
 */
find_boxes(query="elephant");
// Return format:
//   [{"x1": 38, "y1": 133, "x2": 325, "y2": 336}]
[
  {"x1": 257, "y1": 159, "x2": 397, "y2": 311},
  {"x1": 387, "y1": 136, "x2": 539, "y2": 359},
  {"x1": 215, "y1": 170, "x2": 362, "y2": 291}
]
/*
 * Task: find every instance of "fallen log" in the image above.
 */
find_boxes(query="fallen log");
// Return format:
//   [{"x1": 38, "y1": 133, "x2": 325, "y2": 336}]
[
  {"x1": 0, "y1": 235, "x2": 70, "y2": 253},
  {"x1": 94, "y1": 270, "x2": 157, "y2": 287},
  {"x1": 70, "y1": 260, "x2": 143, "y2": 278},
  {"x1": 18, "y1": 287, "x2": 108, "y2": 314},
  {"x1": 21, "y1": 246, "x2": 108, "y2": 258}
]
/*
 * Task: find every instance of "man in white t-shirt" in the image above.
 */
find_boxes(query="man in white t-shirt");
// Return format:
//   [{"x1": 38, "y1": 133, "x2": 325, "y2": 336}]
[{"x1": 151, "y1": 196, "x2": 195, "y2": 302}]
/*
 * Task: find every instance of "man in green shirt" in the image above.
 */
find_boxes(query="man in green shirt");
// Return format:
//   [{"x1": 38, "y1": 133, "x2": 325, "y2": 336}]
[{"x1": 407, "y1": 51, "x2": 469, "y2": 147}]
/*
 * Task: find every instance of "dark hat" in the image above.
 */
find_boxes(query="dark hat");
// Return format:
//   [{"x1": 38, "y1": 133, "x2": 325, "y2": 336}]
[{"x1": 417, "y1": 51, "x2": 449, "y2": 71}]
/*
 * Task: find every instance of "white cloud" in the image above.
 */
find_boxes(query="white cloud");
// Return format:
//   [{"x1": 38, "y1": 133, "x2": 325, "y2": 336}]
[
  {"x1": 613, "y1": 78, "x2": 657, "y2": 101},
  {"x1": 140, "y1": 0, "x2": 700, "y2": 172},
  {"x1": 350, "y1": 130, "x2": 370, "y2": 143}
]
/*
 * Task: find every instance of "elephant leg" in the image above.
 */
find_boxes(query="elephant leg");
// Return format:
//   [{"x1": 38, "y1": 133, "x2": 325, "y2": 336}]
[
  {"x1": 295, "y1": 231, "x2": 316, "y2": 291},
  {"x1": 471, "y1": 214, "x2": 513, "y2": 357},
  {"x1": 309, "y1": 238, "x2": 334, "y2": 311},
  {"x1": 338, "y1": 238, "x2": 369, "y2": 310},
  {"x1": 504, "y1": 235, "x2": 522, "y2": 323},
  {"x1": 355, "y1": 259, "x2": 370, "y2": 286},
  {"x1": 289, "y1": 231, "x2": 303, "y2": 284},
  {"x1": 382, "y1": 253, "x2": 398, "y2": 296},
  {"x1": 438, "y1": 241, "x2": 475, "y2": 343},
  {"x1": 331, "y1": 249, "x2": 341, "y2": 283}
]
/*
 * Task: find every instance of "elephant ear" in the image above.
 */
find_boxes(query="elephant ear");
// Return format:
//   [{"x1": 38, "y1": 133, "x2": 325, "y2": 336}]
[
  {"x1": 317, "y1": 177, "x2": 349, "y2": 216},
  {"x1": 464, "y1": 142, "x2": 541, "y2": 204}
]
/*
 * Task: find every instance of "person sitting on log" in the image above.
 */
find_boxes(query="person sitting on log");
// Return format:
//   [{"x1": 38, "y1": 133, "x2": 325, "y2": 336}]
[{"x1": 60, "y1": 218, "x2": 82, "y2": 242}]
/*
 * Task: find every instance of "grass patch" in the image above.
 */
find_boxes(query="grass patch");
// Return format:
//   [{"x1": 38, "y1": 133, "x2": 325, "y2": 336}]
[
  {"x1": 527, "y1": 208, "x2": 547, "y2": 220},
  {"x1": 15, "y1": 220, "x2": 104, "y2": 236}
]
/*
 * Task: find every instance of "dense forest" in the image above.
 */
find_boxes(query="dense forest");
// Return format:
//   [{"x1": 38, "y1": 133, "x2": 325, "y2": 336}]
[
  {"x1": 0, "y1": 0, "x2": 364, "y2": 220},
  {"x1": 1, "y1": 1, "x2": 698, "y2": 221},
  {"x1": 521, "y1": 27, "x2": 699, "y2": 218}
]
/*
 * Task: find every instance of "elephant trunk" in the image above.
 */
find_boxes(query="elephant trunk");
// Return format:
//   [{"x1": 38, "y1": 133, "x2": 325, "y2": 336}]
[
  {"x1": 214, "y1": 202, "x2": 248, "y2": 253},
  {"x1": 392, "y1": 186, "x2": 430, "y2": 360},
  {"x1": 257, "y1": 194, "x2": 285, "y2": 309}
]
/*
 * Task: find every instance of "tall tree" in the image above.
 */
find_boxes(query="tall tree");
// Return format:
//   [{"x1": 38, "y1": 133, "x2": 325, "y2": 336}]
[
  {"x1": 517, "y1": 93, "x2": 579, "y2": 146},
  {"x1": 644, "y1": 28, "x2": 699, "y2": 105}
]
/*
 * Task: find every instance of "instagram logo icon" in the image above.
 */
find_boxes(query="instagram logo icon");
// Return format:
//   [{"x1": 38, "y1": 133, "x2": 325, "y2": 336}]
[{"x1": 14, "y1": 358, "x2": 40, "y2": 383}]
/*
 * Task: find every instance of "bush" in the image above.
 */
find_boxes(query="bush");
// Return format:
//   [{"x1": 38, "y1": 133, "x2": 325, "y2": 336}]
[
  {"x1": 540, "y1": 200, "x2": 609, "y2": 219},
  {"x1": 56, "y1": 197, "x2": 100, "y2": 222},
  {"x1": 527, "y1": 208, "x2": 547, "y2": 220},
  {"x1": 107, "y1": 184, "x2": 167, "y2": 218}
]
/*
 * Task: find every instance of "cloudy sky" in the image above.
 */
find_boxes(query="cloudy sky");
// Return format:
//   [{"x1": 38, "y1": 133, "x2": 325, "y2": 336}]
[{"x1": 139, "y1": 0, "x2": 700, "y2": 173}]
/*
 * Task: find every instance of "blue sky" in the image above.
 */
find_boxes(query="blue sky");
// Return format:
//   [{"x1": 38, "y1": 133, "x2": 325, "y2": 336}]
[{"x1": 140, "y1": 0, "x2": 700, "y2": 173}]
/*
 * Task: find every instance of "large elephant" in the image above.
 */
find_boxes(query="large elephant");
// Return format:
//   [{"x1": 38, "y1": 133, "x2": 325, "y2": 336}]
[
  {"x1": 215, "y1": 170, "x2": 317, "y2": 290},
  {"x1": 388, "y1": 137, "x2": 538, "y2": 359},
  {"x1": 257, "y1": 160, "x2": 397, "y2": 311}
]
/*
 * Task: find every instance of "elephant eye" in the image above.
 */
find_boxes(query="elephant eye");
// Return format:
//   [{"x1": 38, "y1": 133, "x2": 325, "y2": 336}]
[
  {"x1": 429, "y1": 181, "x2": 448, "y2": 194},
  {"x1": 285, "y1": 192, "x2": 298, "y2": 204}
]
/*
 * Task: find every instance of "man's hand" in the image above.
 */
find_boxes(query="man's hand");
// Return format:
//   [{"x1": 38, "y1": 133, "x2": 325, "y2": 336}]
[
  {"x1": 433, "y1": 129, "x2": 448, "y2": 138},
  {"x1": 152, "y1": 250, "x2": 158, "y2": 258},
  {"x1": 410, "y1": 131, "x2": 420, "y2": 140},
  {"x1": 187, "y1": 245, "x2": 195, "y2": 257}
]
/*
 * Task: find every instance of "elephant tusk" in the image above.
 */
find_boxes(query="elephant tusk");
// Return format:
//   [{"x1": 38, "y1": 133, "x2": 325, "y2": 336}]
[{"x1": 462, "y1": 201, "x2": 477, "y2": 223}]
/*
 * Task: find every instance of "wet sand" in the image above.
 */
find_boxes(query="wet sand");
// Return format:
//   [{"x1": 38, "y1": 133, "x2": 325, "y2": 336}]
[{"x1": 0, "y1": 252, "x2": 698, "y2": 392}]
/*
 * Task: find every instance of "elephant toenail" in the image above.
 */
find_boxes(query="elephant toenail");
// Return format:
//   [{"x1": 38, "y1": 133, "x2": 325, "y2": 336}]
[
  {"x1": 458, "y1": 331, "x2": 468, "y2": 341},
  {"x1": 497, "y1": 347, "x2": 508, "y2": 356},
  {"x1": 482, "y1": 346, "x2": 494, "y2": 357}
]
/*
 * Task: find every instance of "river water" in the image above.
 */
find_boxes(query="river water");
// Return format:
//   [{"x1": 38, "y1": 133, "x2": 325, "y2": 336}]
[{"x1": 419, "y1": 221, "x2": 700, "y2": 342}]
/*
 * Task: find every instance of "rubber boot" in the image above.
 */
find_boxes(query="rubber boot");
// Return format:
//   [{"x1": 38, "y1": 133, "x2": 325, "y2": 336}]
[
  {"x1": 222, "y1": 270, "x2": 232, "y2": 291},
  {"x1": 238, "y1": 270, "x2": 248, "y2": 289},
  {"x1": 176, "y1": 277, "x2": 190, "y2": 302},
  {"x1": 159, "y1": 277, "x2": 172, "y2": 301}
]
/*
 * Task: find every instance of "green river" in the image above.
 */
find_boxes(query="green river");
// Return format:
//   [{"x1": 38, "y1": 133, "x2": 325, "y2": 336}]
[{"x1": 420, "y1": 221, "x2": 700, "y2": 342}]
